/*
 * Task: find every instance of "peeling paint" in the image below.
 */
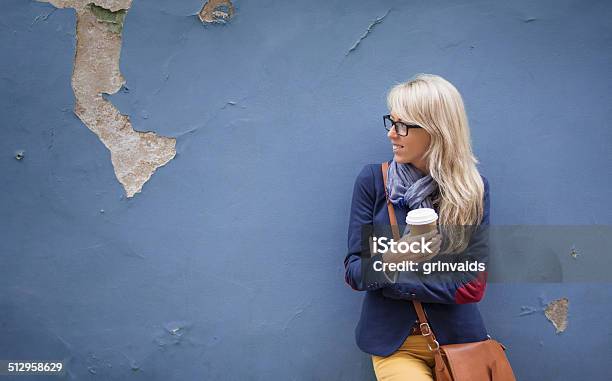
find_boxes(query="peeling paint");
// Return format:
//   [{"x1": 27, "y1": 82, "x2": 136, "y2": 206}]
[
  {"x1": 43, "y1": 0, "x2": 131, "y2": 13},
  {"x1": 155, "y1": 321, "x2": 192, "y2": 348},
  {"x1": 88, "y1": 3, "x2": 126, "y2": 34},
  {"x1": 39, "y1": 0, "x2": 176, "y2": 198},
  {"x1": 198, "y1": 0, "x2": 235, "y2": 24},
  {"x1": 569, "y1": 244, "x2": 580, "y2": 259},
  {"x1": 32, "y1": 8, "x2": 57, "y2": 24},
  {"x1": 346, "y1": 9, "x2": 391, "y2": 56},
  {"x1": 519, "y1": 296, "x2": 547, "y2": 316},
  {"x1": 519, "y1": 305, "x2": 541, "y2": 316},
  {"x1": 519, "y1": 296, "x2": 569, "y2": 333},
  {"x1": 544, "y1": 298, "x2": 569, "y2": 333}
]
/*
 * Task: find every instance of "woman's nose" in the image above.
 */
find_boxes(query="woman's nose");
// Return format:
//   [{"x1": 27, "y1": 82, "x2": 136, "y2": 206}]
[{"x1": 387, "y1": 126, "x2": 398, "y2": 139}]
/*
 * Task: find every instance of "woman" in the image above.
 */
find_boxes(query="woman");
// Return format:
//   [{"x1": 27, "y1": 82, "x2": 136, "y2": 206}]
[{"x1": 343, "y1": 74, "x2": 490, "y2": 381}]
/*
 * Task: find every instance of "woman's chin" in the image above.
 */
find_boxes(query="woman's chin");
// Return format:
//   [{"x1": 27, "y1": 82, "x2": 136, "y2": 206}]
[{"x1": 392, "y1": 153, "x2": 409, "y2": 163}]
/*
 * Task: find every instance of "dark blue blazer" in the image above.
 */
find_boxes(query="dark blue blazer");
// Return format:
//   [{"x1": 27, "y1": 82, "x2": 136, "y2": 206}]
[{"x1": 343, "y1": 161, "x2": 491, "y2": 357}]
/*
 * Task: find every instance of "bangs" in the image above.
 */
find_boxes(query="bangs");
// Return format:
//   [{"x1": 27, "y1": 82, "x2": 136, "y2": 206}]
[{"x1": 386, "y1": 83, "x2": 421, "y2": 125}]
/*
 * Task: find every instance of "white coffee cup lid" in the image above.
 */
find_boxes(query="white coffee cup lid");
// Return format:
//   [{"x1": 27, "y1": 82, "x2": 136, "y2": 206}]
[{"x1": 406, "y1": 208, "x2": 438, "y2": 225}]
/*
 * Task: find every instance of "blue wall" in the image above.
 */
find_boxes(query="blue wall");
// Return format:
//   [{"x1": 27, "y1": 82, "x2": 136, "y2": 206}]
[{"x1": 1, "y1": 0, "x2": 611, "y2": 379}]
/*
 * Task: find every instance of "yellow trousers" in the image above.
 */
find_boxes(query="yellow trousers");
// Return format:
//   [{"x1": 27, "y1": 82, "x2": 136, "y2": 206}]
[{"x1": 371, "y1": 334, "x2": 436, "y2": 381}]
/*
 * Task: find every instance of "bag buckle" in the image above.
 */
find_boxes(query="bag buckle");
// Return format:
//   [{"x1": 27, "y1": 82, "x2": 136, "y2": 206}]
[
  {"x1": 427, "y1": 339, "x2": 440, "y2": 351},
  {"x1": 419, "y1": 322, "x2": 432, "y2": 336}
]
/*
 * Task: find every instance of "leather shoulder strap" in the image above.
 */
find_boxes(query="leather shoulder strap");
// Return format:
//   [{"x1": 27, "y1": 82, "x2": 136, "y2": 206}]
[
  {"x1": 381, "y1": 161, "x2": 401, "y2": 241},
  {"x1": 380, "y1": 162, "x2": 439, "y2": 346}
]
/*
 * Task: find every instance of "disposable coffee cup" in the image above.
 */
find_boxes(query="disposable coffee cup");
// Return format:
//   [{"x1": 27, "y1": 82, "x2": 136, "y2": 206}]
[{"x1": 406, "y1": 208, "x2": 438, "y2": 236}]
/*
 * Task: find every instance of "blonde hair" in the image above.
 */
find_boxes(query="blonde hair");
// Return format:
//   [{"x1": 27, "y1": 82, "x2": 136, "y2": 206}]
[{"x1": 387, "y1": 74, "x2": 485, "y2": 252}]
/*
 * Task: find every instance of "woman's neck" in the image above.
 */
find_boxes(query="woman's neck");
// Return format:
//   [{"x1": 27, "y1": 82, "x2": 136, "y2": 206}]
[{"x1": 411, "y1": 158, "x2": 429, "y2": 176}]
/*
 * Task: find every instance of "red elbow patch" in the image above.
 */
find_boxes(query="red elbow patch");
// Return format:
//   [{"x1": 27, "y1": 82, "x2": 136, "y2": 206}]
[{"x1": 454, "y1": 272, "x2": 487, "y2": 304}]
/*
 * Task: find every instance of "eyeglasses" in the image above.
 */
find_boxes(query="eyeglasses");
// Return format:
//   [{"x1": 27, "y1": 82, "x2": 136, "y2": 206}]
[{"x1": 383, "y1": 114, "x2": 422, "y2": 136}]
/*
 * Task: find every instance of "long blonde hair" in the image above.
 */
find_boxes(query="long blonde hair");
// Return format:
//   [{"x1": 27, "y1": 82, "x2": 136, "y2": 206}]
[{"x1": 387, "y1": 74, "x2": 485, "y2": 252}]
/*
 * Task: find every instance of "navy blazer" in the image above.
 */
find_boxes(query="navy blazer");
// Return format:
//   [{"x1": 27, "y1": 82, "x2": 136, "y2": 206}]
[{"x1": 343, "y1": 161, "x2": 491, "y2": 357}]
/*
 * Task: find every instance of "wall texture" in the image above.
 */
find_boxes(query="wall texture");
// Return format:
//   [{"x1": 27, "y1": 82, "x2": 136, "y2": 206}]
[{"x1": 1, "y1": 0, "x2": 611, "y2": 380}]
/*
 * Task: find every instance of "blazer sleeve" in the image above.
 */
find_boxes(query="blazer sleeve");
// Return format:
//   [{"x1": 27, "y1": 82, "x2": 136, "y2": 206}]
[
  {"x1": 343, "y1": 164, "x2": 396, "y2": 291},
  {"x1": 381, "y1": 176, "x2": 491, "y2": 304}
]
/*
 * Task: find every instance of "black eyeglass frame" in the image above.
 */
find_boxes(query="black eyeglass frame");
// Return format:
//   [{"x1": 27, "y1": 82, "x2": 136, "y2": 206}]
[{"x1": 383, "y1": 114, "x2": 423, "y2": 136}]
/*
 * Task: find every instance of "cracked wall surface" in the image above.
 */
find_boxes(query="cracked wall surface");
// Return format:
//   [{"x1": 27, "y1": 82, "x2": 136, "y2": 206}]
[
  {"x1": 3, "y1": 1, "x2": 612, "y2": 380},
  {"x1": 346, "y1": 9, "x2": 390, "y2": 56},
  {"x1": 40, "y1": 0, "x2": 175, "y2": 197}
]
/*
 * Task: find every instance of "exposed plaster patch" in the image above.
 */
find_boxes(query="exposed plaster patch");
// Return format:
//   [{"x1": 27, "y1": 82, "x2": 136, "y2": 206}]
[
  {"x1": 198, "y1": 0, "x2": 235, "y2": 24},
  {"x1": 39, "y1": 0, "x2": 176, "y2": 198},
  {"x1": 544, "y1": 297, "x2": 569, "y2": 333},
  {"x1": 346, "y1": 9, "x2": 391, "y2": 56}
]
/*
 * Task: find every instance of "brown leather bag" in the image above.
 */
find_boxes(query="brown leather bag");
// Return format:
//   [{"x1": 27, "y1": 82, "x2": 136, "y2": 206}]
[{"x1": 381, "y1": 162, "x2": 517, "y2": 381}]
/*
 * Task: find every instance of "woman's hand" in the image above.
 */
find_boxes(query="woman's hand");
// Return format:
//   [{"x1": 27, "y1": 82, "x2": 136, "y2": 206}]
[{"x1": 382, "y1": 230, "x2": 442, "y2": 264}]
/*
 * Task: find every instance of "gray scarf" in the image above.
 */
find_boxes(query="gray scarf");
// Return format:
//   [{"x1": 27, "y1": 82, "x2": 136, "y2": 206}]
[{"x1": 386, "y1": 160, "x2": 438, "y2": 225}]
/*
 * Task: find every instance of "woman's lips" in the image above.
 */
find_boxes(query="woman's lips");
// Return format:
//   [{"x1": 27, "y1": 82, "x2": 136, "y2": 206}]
[{"x1": 392, "y1": 144, "x2": 404, "y2": 152}]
